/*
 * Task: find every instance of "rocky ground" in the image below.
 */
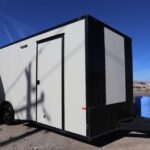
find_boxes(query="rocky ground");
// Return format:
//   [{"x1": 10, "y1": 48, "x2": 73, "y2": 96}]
[
  {"x1": 134, "y1": 91, "x2": 150, "y2": 96},
  {"x1": 0, "y1": 122, "x2": 150, "y2": 150}
]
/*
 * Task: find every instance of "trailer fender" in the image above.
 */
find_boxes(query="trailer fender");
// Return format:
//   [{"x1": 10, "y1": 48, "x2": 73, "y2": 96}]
[{"x1": 0, "y1": 101, "x2": 14, "y2": 124}]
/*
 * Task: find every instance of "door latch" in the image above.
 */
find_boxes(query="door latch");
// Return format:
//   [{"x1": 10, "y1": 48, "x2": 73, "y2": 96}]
[{"x1": 37, "y1": 80, "x2": 40, "y2": 85}]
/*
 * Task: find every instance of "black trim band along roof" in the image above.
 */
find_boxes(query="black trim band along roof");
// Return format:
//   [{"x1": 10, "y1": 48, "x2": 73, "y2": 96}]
[{"x1": 0, "y1": 15, "x2": 131, "y2": 49}]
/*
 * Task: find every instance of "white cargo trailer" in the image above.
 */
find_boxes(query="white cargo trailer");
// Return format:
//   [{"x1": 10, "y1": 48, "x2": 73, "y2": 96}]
[{"x1": 0, "y1": 15, "x2": 133, "y2": 140}]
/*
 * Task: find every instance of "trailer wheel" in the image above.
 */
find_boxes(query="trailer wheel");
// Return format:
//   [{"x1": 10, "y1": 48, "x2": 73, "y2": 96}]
[
  {"x1": 1, "y1": 101, "x2": 14, "y2": 124},
  {"x1": 0, "y1": 103, "x2": 3, "y2": 123}
]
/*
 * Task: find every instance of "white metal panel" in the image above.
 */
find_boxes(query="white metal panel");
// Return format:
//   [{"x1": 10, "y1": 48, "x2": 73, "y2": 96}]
[
  {"x1": 0, "y1": 19, "x2": 86, "y2": 136},
  {"x1": 64, "y1": 21, "x2": 86, "y2": 136},
  {"x1": 0, "y1": 43, "x2": 36, "y2": 120},
  {"x1": 37, "y1": 38, "x2": 62, "y2": 129},
  {"x1": 104, "y1": 28, "x2": 126, "y2": 105}
]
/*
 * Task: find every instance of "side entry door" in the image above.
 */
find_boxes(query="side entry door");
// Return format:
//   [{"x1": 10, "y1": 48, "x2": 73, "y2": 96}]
[{"x1": 36, "y1": 34, "x2": 64, "y2": 130}]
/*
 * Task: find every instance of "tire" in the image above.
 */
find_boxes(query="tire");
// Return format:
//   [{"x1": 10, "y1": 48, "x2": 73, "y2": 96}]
[
  {"x1": 1, "y1": 101, "x2": 14, "y2": 124},
  {"x1": 0, "y1": 104, "x2": 3, "y2": 123}
]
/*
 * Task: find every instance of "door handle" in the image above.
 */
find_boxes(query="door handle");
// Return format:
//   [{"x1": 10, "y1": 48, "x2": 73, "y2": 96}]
[{"x1": 37, "y1": 80, "x2": 40, "y2": 85}]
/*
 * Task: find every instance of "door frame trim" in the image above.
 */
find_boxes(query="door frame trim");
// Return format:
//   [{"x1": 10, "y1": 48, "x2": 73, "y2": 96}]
[{"x1": 36, "y1": 33, "x2": 65, "y2": 130}]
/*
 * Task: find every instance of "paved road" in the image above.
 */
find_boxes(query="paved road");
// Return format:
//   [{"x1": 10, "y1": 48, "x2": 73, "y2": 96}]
[{"x1": 0, "y1": 122, "x2": 150, "y2": 150}]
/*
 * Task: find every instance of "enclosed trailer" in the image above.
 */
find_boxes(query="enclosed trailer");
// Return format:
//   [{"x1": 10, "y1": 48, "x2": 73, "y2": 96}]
[{"x1": 0, "y1": 15, "x2": 133, "y2": 140}]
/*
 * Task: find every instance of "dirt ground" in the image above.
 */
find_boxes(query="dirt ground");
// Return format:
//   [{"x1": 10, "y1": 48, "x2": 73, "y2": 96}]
[{"x1": 0, "y1": 122, "x2": 150, "y2": 150}]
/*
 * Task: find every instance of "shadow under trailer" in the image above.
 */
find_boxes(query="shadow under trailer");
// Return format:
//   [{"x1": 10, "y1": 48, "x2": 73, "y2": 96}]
[{"x1": 0, "y1": 15, "x2": 150, "y2": 141}]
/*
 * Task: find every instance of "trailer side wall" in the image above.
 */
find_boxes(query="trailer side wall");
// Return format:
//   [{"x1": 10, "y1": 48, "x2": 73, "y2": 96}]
[{"x1": 0, "y1": 19, "x2": 87, "y2": 136}]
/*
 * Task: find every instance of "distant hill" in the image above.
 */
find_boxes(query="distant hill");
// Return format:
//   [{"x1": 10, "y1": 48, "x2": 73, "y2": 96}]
[{"x1": 134, "y1": 81, "x2": 150, "y2": 84}]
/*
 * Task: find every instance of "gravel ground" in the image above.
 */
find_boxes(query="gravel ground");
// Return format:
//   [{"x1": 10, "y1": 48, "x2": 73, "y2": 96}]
[{"x1": 0, "y1": 122, "x2": 150, "y2": 150}]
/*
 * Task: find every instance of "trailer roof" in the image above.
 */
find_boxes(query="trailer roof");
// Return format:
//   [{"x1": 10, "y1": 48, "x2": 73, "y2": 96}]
[{"x1": 0, "y1": 15, "x2": 131, "y2": 49}]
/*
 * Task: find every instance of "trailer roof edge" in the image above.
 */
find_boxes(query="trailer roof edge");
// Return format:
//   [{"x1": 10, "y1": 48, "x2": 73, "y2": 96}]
[{"x1": 0, "y1": 14, "x2": 132, "y2": 49}]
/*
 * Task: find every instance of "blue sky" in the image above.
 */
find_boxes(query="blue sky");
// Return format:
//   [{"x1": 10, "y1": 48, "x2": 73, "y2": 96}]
[{"x1": 0, "y1": 0, "x2": 150, "y2": 81}]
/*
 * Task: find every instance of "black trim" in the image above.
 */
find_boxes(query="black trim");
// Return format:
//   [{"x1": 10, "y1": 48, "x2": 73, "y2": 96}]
[
  {"x1": 85, "y1": 16, "x2": 106, "y2": 138},
  {"x1": 26, "y1": 120, "x2": 89, "y2": 141},
  {"x1": 37, "y1": 34, "x2": 64, "y2": 44},
  {"x1": 124, "y1": 37, "x2": 133, "y2": 116},
  {"x1": 36, "y1": 33, "x2": 65, "y2": 130},
  {"x1": 85, "y1": 14, "x2": 89, "y2": 138},
  {"x1": 62, "y1": 36, "x2": 65, "y2": 130},
  {"x1": 86, "y1": 16, "x2": 106, "y2": 107},
  {"x1": 0, "y1": 15, "x2": 86, "y2": 49},
  {"x1": 35, "y1": 43, "x2": 38, "y2": 121},
  {"x1": 0, "y1": 15, "x2": 131, "y2": 49}
]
